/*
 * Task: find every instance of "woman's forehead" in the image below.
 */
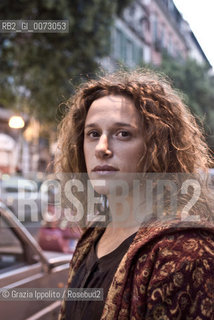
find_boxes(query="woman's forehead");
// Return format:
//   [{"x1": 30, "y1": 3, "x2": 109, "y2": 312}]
[
  {"x1": 85, "y1": 95, "x2": 141, "y2": 126},
  {"x1": 91, "y1": 94, "x2": 133, "y2": 106}
]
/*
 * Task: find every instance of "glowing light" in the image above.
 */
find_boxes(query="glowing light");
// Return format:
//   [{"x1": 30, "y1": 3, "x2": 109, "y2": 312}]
[{"x1": 8, "y1": 116, "x2": 25, "y2": 129}]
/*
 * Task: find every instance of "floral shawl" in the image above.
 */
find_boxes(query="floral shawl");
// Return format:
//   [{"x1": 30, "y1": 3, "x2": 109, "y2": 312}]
[{"x1": 59, "y1": 219, "x2": 214, "y2": 320}]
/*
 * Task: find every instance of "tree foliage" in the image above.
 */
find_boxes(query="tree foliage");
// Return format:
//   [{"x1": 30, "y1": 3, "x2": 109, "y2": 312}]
[
  {"x1": 156, "y1": 54, "x2": 214, "y2": 151},
  {"x1": 0, "y1": 0, "x2": 134, "y2": 122}
]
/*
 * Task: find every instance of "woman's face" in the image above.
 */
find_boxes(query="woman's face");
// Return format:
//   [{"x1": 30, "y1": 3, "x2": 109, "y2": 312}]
[{"x1": 83, "y1": 95, "x2": 145, "y2": 185}]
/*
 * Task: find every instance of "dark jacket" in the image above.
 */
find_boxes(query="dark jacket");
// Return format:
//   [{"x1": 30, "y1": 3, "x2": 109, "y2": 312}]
[{"x1": 59, "y1": 219, "x2": 214, "y2": 320}]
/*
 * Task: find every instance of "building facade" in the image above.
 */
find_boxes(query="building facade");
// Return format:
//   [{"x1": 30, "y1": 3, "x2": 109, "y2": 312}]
[
  {"x1": 100, "y1": 0, "x2": 152, "y2": 71},
  {"x1": 150, "y1": 0, "x2": 188, "y2": 64},
  {"x1": 103, "y1": 0, "x2": 210, "y2": 70},
  {"x1": 180, "y1": 19, "x2": 211, "y2": 67}
]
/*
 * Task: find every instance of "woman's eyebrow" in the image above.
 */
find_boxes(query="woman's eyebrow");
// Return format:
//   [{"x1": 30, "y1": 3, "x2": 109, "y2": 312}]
[{"x1": 84, "y1": 122, "x2": 135, "y2": 129}]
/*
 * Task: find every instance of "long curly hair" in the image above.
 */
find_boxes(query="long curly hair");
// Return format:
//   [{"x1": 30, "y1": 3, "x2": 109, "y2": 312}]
[{"x1": 55, "y1": 69, "x2": 213, "y2": 174}]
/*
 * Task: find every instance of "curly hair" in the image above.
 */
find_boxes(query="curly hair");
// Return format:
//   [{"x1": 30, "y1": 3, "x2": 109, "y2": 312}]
[{"x1": 55, "y1": 69, "x2": 212, "y2": 174}]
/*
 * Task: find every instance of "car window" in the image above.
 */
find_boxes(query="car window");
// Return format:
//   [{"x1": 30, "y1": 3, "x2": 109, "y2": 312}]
[
  {"x1": 4, "y1": 187, "x2": 19, "y2": 193},
  {"x1": 0, "y1": 216, "x2": 25, "y2": 273},
  {"x1": 2, "y1": 178, "x2": 38, "y2": 193},
  {"x1": 5, "y1": 186, "x2": 35, "y2": 193}
]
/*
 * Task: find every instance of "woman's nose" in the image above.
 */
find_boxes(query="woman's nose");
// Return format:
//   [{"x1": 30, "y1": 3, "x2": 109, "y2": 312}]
[{"x1": 95, "y1": 134, "x2": 112, "y2": 158}]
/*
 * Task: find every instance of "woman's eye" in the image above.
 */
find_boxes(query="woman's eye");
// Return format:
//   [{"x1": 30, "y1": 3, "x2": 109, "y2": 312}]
[
  {"x1": 87, "y1": 131, "x2": 99, "y2": 138},
  {"x1": 117, "y1": 131, "x2": 131, "y2": 138}
]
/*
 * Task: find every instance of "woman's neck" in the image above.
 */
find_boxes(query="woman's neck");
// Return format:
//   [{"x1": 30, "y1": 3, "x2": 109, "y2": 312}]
[{"x1": 107, "y1": 191, "x2": 149, "y2": 230}]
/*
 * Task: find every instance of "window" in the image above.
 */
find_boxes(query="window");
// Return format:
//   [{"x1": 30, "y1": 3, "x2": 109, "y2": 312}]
[
  {"x1": 114, "y1": 28, "x2": 122, "y2": 59},
  {"x1": 133, "y1": 45, "x2": 143, "y2": 65},
  {"x1": 168, "y1": 0, "x2": 174, "y2": 12},
  {"x1": 114, "y1": 27, "x2": 126, "y2": 62},
  {"x1": 113, "y1": 27, "x2": 143, "y2": 67},
  {"x1": 152, "y1": 13, "x2": 158, "y2": 43},
  {"x1": 159, "y1": 24, "x2": 165, "y2": 49},
  {"x1": 168, "y1": 34, "x2": 173, "y2": 55},
  {"x1": 126, "y1": 39, "x2": 134, "y2": 65},
  {"x1": 129, "y1": 4, "x2": 136, "y2": 16},
  {"x1": 167, "y1": 34, "x2": 170, "y2": 53},
  {"x1": 114, "y1": 27, "x2": 127, "y2": 62}
]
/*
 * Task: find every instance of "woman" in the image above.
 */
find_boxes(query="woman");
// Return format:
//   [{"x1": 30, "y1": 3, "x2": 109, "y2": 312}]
[{"x1": 57, "y1": 70, "x2": 214, "y2": 319}]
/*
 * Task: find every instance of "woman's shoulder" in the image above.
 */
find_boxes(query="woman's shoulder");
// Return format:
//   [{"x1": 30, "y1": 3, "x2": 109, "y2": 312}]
[
  {"x1": 152, "y1": 228, "x2": 214, "y2": 265},
  {"x1": 136, "y1": 225, "x2": 214, "y2": 258},
  {"x1": 131, "y1": 228, "x2": 214, "y2": 320},
  {"x1": 155, "y1": 227, "x2": 214, "y2": 251},
  {"x1": 133, "y1": 227, "x2": 214, "y2": 280}
]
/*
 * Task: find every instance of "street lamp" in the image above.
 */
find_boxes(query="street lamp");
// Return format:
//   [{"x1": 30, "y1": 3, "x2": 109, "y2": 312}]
[
  {"x1": 8, "y1": 115, "x2": 25, "y2": 174},
  {"x1": 8, "y1": 115, "x2": 25, "y2": 129}
]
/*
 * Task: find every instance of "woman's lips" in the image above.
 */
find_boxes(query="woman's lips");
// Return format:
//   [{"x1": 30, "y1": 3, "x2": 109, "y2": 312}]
[{"x1": 92, "y1": 165, "x2": 119, "y2": 175}]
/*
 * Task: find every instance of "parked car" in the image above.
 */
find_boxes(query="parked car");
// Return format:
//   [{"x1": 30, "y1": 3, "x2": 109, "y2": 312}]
[
  {"x1": 0, "y1": 175, "x2": 48, "y2": 222},
  {"x1": 0, "y1": 201, "x2": 72, "y2": 320}
]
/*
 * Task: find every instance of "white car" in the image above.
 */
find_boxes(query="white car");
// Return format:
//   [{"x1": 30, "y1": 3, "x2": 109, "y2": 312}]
[
  {"x1": 0, "y1": 201, "x2": 72, "y2": 320},
  {"x1": 0, "y1": 176, "x2": 48, "y2": 222}
]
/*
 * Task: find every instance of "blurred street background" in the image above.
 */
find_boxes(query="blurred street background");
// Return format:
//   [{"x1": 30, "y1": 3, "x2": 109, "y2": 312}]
[
  {"x1": 0, "y1": 0, "x2": 214, "y2": 238},
  {"x1": 1, "y1": 4, "x2": 214, "y2": 318}
]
